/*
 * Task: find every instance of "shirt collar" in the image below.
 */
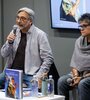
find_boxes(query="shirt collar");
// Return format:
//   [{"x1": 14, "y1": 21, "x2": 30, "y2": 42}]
[{"x1": 27, "y1": 24, "x2": 35, "y2": 34}]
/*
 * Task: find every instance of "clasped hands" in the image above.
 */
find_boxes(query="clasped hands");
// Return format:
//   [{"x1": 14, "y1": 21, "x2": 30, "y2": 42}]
[{"x1": 70, "y1": 76, "x2": 82, "y2": 87}]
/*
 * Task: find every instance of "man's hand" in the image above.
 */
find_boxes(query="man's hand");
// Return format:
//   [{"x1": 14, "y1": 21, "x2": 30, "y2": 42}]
[
  {"x1": 31, "y1": 72, "x2": 48, "y2": 90},
  {"x1": 38, "y1": 72, "x2": 48, "y2": 89},
  {"x1": 7, "y1": 32, "x2": 16, "y2": 44}
]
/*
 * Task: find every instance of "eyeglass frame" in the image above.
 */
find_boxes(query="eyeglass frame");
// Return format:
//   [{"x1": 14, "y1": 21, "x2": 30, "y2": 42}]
[
  {"x1": 16, "y1": 16, "x2": 30, "y2": 22},
  {"x1": 78, "y1": 23, "x2": 90, "y2": 30}
]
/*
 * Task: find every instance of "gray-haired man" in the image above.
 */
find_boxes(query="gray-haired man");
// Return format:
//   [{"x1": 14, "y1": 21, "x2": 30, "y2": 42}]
[{"x1": 0, "y1": 7, "x2": 53, "y2": 89}]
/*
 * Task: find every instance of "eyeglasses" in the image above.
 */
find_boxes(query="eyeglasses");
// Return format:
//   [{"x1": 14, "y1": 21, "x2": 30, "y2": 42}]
[
  {"x1": 16, "y1": 16, "x2": 29, "y2": 22},
  {"x1": 78, "y1": 24, "x2": 90, "y2": 30}
]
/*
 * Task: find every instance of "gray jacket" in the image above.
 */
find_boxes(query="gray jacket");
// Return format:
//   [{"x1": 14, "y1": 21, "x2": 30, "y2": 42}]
[{"x1": 1, "y1": 24, "x2": 54, "y2": 76}]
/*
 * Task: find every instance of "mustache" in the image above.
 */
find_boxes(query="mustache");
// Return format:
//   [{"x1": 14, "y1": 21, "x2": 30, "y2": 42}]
[{"x1": 17, "y1": 24, "x2": 25, "y2": 29}]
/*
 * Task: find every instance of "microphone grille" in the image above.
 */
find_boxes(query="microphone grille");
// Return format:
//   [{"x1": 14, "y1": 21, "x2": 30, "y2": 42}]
[
  {"x1": 13, "y1": 25, "x2": 18, "y2": 34},
  {"x1": 13, "y1": 25, "x2": 18, "y2": 29}
]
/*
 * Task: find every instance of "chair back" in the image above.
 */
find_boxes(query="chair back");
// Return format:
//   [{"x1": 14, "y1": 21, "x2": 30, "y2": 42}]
[{"x1": 48, "y1": 62, "x2": 60, "y2": 94}]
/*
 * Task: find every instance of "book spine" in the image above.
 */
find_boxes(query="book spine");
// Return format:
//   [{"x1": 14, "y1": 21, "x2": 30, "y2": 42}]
[{"x1": 19, "y1": 71, "x2": 23, "y2": 99}]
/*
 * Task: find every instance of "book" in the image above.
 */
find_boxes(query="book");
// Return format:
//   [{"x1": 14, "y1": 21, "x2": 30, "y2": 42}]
[{"x1": 5, "y1": 68, "x2": 23, "y2": 99}]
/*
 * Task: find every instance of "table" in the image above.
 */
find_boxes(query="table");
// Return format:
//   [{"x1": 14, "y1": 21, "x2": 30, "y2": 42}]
[{"x1": 0, "y1": 91, "x2": 65, "y2": 100}]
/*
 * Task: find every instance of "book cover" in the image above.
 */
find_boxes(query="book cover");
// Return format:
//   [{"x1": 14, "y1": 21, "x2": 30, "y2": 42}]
[{"x1": 5, "y1": 68, "x2": 23, "y2": 99}]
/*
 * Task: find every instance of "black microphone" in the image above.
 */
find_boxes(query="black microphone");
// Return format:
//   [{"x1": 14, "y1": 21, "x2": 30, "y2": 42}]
[
  {"x1": 8, "y1": 25, "x2": 18, "y2": 44},
  {"x1": 67, "y1": 78, "x2": 74, "y2": 86},
  {"x1": 67, "y1": 78, "x2": 73, "y2": 84}
]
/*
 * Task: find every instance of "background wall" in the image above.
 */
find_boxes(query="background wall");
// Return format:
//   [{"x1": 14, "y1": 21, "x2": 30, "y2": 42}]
[{"x1": 0, "y1": 0, "x2": 80, "y2": 75}]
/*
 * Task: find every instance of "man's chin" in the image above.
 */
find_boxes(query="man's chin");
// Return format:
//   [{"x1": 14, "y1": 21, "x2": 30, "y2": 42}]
[{"x1": 18, "y1": 26, "x2": 25, "y2": 30}]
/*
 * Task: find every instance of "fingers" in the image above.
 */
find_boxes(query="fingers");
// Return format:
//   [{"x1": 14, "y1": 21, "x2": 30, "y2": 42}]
[
  {"x1": 38, "y1": 78, "x2": 42, "y2": 89},
  {"x1": 71, "y1": 77, "x2": 81, "y2": 86},
  {"x1": 42, "y1": 72, "x2": 48, "y2": 78},
  {"x1": 7, "y1": 32, "x2": 16, "y2": 43}
]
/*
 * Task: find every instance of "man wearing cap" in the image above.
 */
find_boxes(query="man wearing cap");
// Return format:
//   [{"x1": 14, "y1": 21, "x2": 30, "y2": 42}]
[{"x1": 0, "y1": 7, "x2": 54, "y2": 89}]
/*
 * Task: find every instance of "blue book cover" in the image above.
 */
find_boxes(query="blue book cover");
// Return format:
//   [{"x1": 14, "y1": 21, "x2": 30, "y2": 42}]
[{"x1": 5, "y1": 68, "x2": 23, "y2": 99}]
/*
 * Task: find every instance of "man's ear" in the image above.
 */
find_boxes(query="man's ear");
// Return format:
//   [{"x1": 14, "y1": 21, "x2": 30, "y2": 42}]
[{"x1": 29, "y1": 19, "x2": 33, "y2": 25}]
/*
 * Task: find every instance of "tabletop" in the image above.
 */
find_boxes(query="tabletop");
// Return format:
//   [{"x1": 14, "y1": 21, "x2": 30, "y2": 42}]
[{"x1": 0, "y1": 91, "x2": 65, "y2": 100}]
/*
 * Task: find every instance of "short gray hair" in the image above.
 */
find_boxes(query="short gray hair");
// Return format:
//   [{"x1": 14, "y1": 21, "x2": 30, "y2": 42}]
[{"x1": 17, "y1": 7, "x2": 35, "y2": 22}]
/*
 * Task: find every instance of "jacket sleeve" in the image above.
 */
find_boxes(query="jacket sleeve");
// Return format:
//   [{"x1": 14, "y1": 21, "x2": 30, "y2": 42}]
[
  {"x1": 35, "y1": 32, "x2": 54, "y2": 78},
  {"x1": 1, "y1": 41, "x2": 13, "y2": 58}
]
